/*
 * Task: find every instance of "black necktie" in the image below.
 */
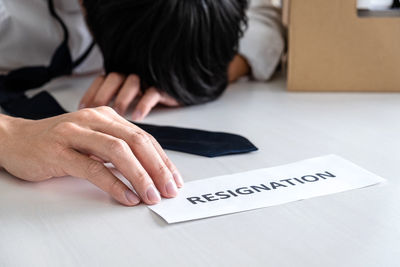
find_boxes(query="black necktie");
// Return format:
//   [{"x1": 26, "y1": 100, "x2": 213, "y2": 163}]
[
  {"x1": 0, "y1": 90, "x2": 258, "y2": 157},
  {"x1": 0, "y1": 0, "x2": 258, "y2": 158}
]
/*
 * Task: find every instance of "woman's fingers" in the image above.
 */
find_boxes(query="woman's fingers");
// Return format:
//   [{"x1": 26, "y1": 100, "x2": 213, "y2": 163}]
[
  {"x1": 159, "y1": 91, "x2": 180, "y2": 106},
  {"x1": 148, "y1": 135, "x2": 184, "y2": 188},
  {"x1": 90, "y1": 73, "x2": 125, "y2": 108},
  {"x1": 80, "y1": 73, "x2": 180, "y2": 120},
  {"x1": 131, "y1": 88, "x2": 180, "y2": 121},
  {"x1": 79, "y1": 76, "x2": 105, "y2": 109},
  {"x1": 1, "y1": 107, "x2": 183, "y2": 207},
  {"x1": 113, "y1": 74, "x2": 141, "y2": 116},
  {"x1": 131, "y1": 87, "x2": 161, "y2": 121},
  {"x1": 94, "y1": 107, "x2": 184, "y2": 188},
  {"x1": 66, "y1": 127, "x2": 163, "y2": 205},
  {"x1": 80, "y1": 110, "x2": 178, "y2": 198},
  {"x1": 62, "y1": 149, "x2": 141, "y2": 206}
]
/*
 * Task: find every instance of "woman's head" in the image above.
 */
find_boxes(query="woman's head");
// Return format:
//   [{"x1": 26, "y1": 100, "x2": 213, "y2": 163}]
[{"x1": 83, "y1": 0, "x2": 248, "y2": 105}]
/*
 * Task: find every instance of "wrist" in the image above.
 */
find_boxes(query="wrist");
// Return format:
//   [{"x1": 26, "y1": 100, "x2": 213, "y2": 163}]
[
  {"x1": 0, "y1": 115, "x2": 16, "y2": 167},
  {"x1": 0, "y1": 113, "x2": 12, "y2": 138}
]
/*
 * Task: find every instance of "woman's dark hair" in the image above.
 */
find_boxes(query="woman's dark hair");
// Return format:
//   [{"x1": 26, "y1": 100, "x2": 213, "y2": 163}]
[{"x1": 83, "y1": 0, "x2": 248, "y2": 105}]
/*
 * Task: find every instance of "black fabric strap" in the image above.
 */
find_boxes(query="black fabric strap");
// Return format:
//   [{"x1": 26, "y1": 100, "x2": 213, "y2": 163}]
[
  {"x1": 1, "y1": 91, "x2": 258, "y2": 157},
  {"x1": 0, "y1": 0, "x2": 94, "y2": 100},
  {"x1": 1, "y1": 42, "x2": 73, "y2": 95}
]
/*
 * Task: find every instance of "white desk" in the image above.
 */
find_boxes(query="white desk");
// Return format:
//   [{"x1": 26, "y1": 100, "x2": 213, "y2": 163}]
[{"x1": 1, "y1": 75, "x2": 399, "y2": 267}]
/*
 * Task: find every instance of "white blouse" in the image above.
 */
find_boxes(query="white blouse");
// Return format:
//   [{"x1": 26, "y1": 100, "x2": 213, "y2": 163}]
[{"x1": 0, "y1": 0, "x2": 284, "y2": 81}]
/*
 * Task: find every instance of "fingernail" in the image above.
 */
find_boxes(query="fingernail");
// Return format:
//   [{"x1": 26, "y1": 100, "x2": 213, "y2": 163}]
[
  {"x1": 173, "y1": 172, "x2": 184, "y2": 188},
  {"x1": 132, "y1": 110, "x2": 142, "y2": 121},
  {"x1": 146, "y1": 185, "x2": 161, "y2": 204},
  {"x1": 165, "y1": 180, "x2": 178, "y2": 197},
  {"x1": 79, "y1": 103, "x2": 86, "y2": 109},
  {"x1": 125, "y1": 190, "x2": 140, "y2": 205}
]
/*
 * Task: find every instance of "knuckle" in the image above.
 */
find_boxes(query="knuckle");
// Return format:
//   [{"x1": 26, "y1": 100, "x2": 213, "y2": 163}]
[
  {"x1": 148, "y1": 87, "x2": 158, "y2": 94},
  {"x1": 148, "y1": 135, "x2": 159, "y2": 145},
  {"x1": 96, "y1": 105, "x2": 114, "y2": 114},
  {"x1": 127, "y1": 74, "x2": 140, "y2": 84},
  {"x1": 86, "y1": 160, "x2": 104, "y2": 177},
  {"x1": 134, "y1": 171, "x2": 149, "y2": 187},
  {"x1": 163, "y1": 156, "x2": 174, "y2": 169},
  {"x1": 108, "y1": 72, "x2": 123, "y2": 81},
  {"x1": 55, "y1": 146, "x2": 73, "y2": 161},
  {"x1": 53, "y1": 121, "x2": 79, "y2": 136},
  {"x1": 131, "y1": 131, "x2": 152, "y2": 145},
  {"x1": 148, "y1": 134, "x2": 175, "y2": 169},
  {"x1": 95, "y1": 75, "x2": 105, "y2": 82},
  {"x1": 91, "y1": 99, "x2": 106, "y2": 108},
  {"x1": 113, "y1": 101, "x2": 126, "y2": 112},
  {"x1": 140, "y1": 103, "x2": 150, "y2": 111},
  {"x1": 157, "y1": 164, "x2": 169, "y2": 175},
  {"x1": 108, "y1": 139, "x2": 130, "y2": 155},
  {"x1": 109, "y1": 179, "x2": 122, "y2": 196},
  {"x1": 75, "y1": 108, "x2": 97, "y2": 121}
]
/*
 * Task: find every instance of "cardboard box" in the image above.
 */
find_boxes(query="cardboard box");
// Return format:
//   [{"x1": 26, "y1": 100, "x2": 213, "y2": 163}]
[{"x1": 285, "y1": 0, "x2": 400, "y2": 92}]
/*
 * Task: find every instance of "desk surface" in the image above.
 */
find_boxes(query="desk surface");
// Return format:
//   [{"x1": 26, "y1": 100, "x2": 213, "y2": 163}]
[{"x1": 1, "y1": 75, "x2": 399, "y2": 267}]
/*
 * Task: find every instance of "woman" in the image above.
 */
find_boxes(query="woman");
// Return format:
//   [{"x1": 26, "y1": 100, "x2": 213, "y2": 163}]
[{"x1": 0, "y1": 0, "x2": 284, "y2": 205}]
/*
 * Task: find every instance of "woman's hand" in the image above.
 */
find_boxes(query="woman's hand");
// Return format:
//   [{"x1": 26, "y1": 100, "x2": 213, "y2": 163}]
[
  {"x1": 79, "y1": 55, "x2": 250, "y2": 121},
  {"x1": 79, "y1": 74, "x2": 179, "y2": 121},
  {"x1": 0, "y1": 108, "x2": 183, "y2": 206},
  {"x1": 228, "y1": 54, "x2": 250, "y2": 83}
]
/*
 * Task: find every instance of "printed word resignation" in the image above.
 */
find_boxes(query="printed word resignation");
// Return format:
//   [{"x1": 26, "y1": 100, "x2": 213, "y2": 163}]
[{"x1": 186, "y1": 171, "x2": 336, "y2": 204}]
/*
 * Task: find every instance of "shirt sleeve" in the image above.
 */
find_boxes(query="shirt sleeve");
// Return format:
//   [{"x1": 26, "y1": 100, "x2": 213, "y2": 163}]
[
  {"x1": 239, "y1": 0, "x2": 285, "y2": 81},
  {"x1": 0, "y1": 0, "x2": 10, "y2": 34}
]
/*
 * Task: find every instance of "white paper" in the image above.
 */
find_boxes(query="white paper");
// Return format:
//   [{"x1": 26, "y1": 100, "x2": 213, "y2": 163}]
[{"x1": 148, "y1": 155, "x2": 386, "y2": 223}]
